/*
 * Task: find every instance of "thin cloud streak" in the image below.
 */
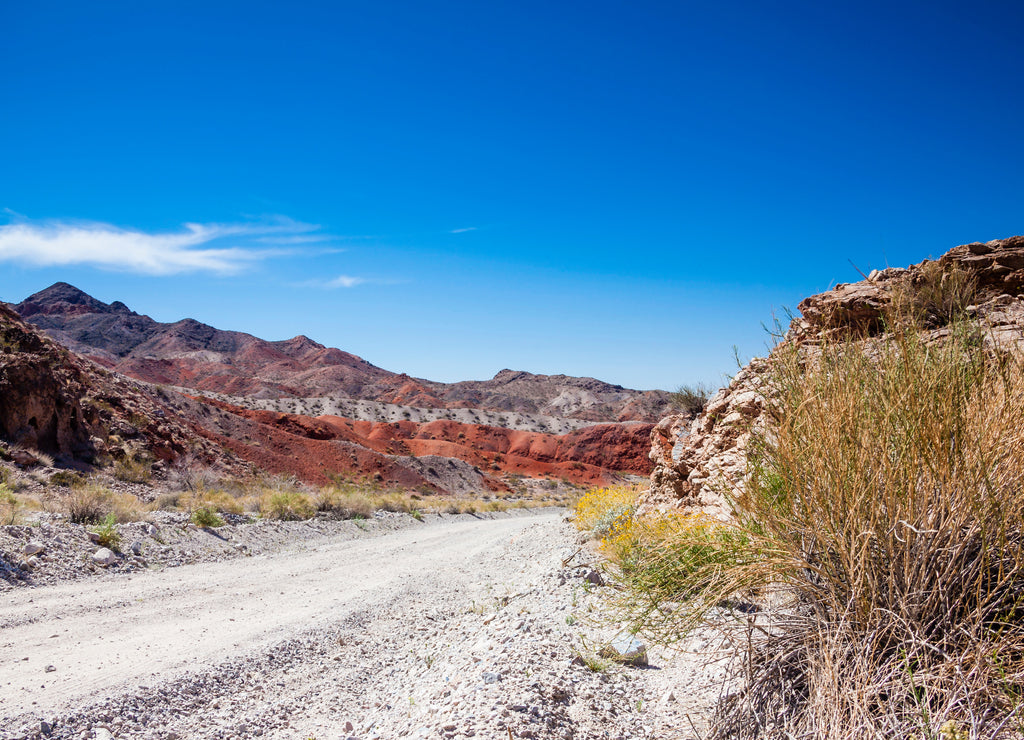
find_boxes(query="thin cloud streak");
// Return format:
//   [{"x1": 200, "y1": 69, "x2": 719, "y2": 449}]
[
  {"x1": 0, "y1": 216, "x2": 319, "y2": 275},
  {"x1": 327, "y1": 275, "x2": 364, "y2": 288},
  {"x1": 449, "y1": 227, "x2": 477, "y2": 234},
  {"x1": 295, "y1": 274, "x2": 407, "y2": 289}
]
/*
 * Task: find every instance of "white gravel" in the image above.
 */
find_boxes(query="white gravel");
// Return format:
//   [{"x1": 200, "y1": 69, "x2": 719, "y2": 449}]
[{"x1": 1, "y1": 512, "x2": 727, "y2": 740}]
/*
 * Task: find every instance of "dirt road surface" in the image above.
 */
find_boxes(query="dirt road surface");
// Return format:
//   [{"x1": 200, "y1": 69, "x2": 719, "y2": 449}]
[{"x1": 1, "y1": 512, "x2": 721, "y2": 739}]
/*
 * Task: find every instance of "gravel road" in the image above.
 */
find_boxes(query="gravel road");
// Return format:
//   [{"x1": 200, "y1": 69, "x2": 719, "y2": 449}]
[{"x1": 1, "y1": 512, "x2": 724, "y2": 740}]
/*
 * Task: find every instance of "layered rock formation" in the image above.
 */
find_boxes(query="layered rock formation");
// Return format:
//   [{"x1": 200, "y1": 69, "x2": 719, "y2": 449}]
[
  {"x1": 643, "y1": 236, "x2": 1024, "y2": 515},
  {"x1": 0, "y1": 297, "x2": 655, "y2": 493},
  {"x1": 15, "y1": 283, "x2": 671, "y2": 422}
]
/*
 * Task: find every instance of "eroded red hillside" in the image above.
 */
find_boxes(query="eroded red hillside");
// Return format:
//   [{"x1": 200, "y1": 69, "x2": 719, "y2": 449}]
[{"x1": 193, "y1": 399, "x2": 654, "y2": 489}]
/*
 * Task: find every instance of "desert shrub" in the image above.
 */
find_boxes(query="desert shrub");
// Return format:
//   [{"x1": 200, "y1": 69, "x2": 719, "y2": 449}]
[
  {"x1": 64, "y1": 484, "x2": 113, "y2": 524},
  {"x1": 113, "y1": 453, "x2": 152, "y2": 483},
  {"x1": 574, "y1": 485, "x2": 639, "y2": 538},
  {"x1": 89, "y1": 513, "x2": 121, "y2": 551},
  {"x1": 49, "y1": 470, "x2": 85, "y2": 488},
  {"x1": 153, "y1": 491, "x2": 182, "y2": 510},
  {"x1": 260, "y1": 490, "x2": 315, "y2": 521},
  {"x1": 313, "y1": 486, "x2": 373, "y2": 519},
  {"x1": 890, "y1": 260, "x2": 978, "y2": 329},
  {"x1": 670, "y1": 381, "x2": 715, "y2": 416},
  {"x1": 62, "y1": 483, "x2": 145, "y2": 523},
  {"x1": 167, "y1": 453, "x2": 221, "y2": 492},
  {"x1": 614, "y1": 322, "x2": 1024, "y2": 738},
  {"x1": 0, "y1": 485, "x2": 19, "y2": 525},
  {"x1": 191, "y1": 507, "x2": 225, "y2": 528},
  {"x1": 187, "y1": 489, "x2": 243, "y2": 515}
]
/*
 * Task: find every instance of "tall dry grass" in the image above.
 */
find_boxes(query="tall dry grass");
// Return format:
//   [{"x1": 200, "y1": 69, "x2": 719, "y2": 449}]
[{"x1": 611, "y1": 320, "x2": 1024, "y2": 738}]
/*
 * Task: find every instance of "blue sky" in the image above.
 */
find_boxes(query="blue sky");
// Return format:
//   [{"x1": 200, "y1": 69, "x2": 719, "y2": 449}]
[{"x1": 2, "y1": 1, "x2": 1022, "y2": 390}]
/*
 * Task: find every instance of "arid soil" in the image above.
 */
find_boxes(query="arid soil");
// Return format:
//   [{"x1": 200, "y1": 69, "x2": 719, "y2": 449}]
[{"x1": 1, "y1": 512, "x2": 725, "y2": 740}]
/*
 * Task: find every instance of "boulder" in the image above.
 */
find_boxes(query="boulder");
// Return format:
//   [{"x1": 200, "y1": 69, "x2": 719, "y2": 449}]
[
  {"x1": 92, "y1": 548, "x2": 117, "y2": 567},
  {"x1": 22, "y1": 541, "x2": 45, "y2": 556}
]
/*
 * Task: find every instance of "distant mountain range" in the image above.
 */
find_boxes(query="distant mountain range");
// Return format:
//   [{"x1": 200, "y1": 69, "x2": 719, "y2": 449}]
[
  {"x1": 0, "y1": 285, "x2": 665, "y2": 492},
  {"x1": 15, "y1": 282, "x2": 672, "y2": 423}
]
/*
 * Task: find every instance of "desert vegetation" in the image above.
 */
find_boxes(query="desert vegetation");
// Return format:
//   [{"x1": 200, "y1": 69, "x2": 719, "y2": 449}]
[
  {"x1": 580, "y1": 313, "x2": 1024, "y2": 738},
  {"x1": 0, "y1": 459, "x2": 566, "y2": 530},
  {"x1": 669, "y1": 381, "x2": 715, "y2": 416}
]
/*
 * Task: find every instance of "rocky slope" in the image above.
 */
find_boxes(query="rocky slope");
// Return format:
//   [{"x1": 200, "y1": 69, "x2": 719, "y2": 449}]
[
  {"x1": 15, "y1": 283, "x2": 671, "y2": 422},
  {"x1": 644, "y1": 235, "x2": 1024, "y2": 514},
  {"x1": 0, "y1": 304, "x2": 652, "y2": 493},
  {"x1": 0, "y1": 302, "x2": 229, "y2": 472}
]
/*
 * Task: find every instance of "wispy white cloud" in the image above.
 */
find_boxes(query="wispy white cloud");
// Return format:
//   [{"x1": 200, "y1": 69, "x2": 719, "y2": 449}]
[
  {"x1": 0, "y1": 215, "x2": 320, "y2": 275},
  {"x1": 449, "y1": 227, "x2": 478, "y2": 234},
  {"x1": 295, "y1": 274, "x2": 407, "y2": 290},
  {"x1": 326, "y1": 275, "x2": 365, "y2": 288}
]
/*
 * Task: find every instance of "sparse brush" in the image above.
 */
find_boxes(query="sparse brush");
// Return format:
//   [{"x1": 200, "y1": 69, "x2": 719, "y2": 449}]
[
  {"x1": 64, "y1": 483, "x2": 113, "y2": 524},
  {"x1": 187, "y1": 489, "x2": 243, "y2": 515},
  {"x1": 113, "y1": 453, "x2": 152, "y2": 483},
  {"x1": 167, "y1": 453, "x2": 221, "y2": 492},
  {"x1": 612, "y1": 320, "x2": 1024, "y2": 738},
  {"x1": 890, "y1": 260, "x2": 978, "y2": 329},
  {"x1": 153, "y1": 491, "x2": 182, "y2": 510},
  {"x1": 260, "y1": 490, "x2": 315, "y2": 521},
  {"x1": 313, "y1": 487, "x2": 375, "y2": 519},
  {"x1": 670, "y1": 381, "x2": 715, "y2": 416},
  {"x1": 191, "y1": 506, "x2": 225, "y2": 528},
  {"x1": 89, "y1": 513, "x2": 121, "y2": 551},
  {"x1": 49, "y1": 470, "x2": 85, "y2": 488},
  {"x1": 0, "y1": 485, "x2": 20, "y2": 525},
  {"x1": 63, "y1": 483, "x2": 146, "y2": 523}
]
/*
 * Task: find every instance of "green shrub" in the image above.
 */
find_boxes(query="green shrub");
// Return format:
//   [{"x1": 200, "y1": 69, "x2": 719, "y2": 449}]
[
  {"x1": 89, "y1": 513, "x2": 121, "y2": 551},
  {"x1": 191, "y1": 507, "x2": 225, "y2": 528}
]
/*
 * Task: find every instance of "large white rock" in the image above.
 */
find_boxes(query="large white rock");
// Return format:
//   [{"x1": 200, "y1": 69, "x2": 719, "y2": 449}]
[{"x1": 92, "y1": 548, "x2": 117, "y2": 567}]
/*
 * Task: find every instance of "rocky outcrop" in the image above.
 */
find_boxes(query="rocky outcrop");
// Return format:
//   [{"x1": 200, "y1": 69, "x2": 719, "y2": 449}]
[
  {"x1": 643, "y1": 361, "x2": 767, "y2": 519},
  {"x1": 0, "y1": 302, "x2": 234, "y2": 471},
  {"x1": 643, "y1": 235, "x2": 1024, "y2": 515},
  {"x1": 0, "y1": 303, "x2": 95, "y2": 457}
]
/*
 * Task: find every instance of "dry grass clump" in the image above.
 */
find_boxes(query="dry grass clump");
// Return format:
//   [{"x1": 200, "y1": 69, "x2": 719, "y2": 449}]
[
  {"x1": 113, "y1": 452, "x2": 152, "y2": 483},
  {"x1": 185, "y1": 488, "x2": 244, "y2": 516},
  {"x1": 890, "y1": 260, "x2": 978, "y2": 329},
  {"x1": 0, "y1": 485, "x2": 20, "y2": 525},
  {"x1": 670, "y1": 382, "x2": 716, "y2": 416},
  {"x1": 606, "y1": 322, "x2": 1024, "y2": 738},
  {"x1": 259, "y1": 490, "x2": 316, "y2": 521},
  {"x1": 60, "y1": 482, "x2": 148, "y2": 523}
]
